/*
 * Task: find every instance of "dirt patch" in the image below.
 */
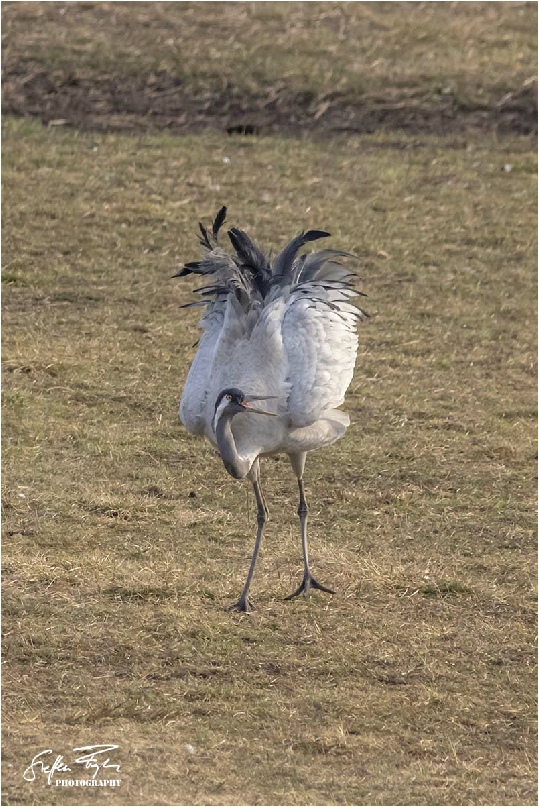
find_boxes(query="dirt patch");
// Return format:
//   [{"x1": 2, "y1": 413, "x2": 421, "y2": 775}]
[{"x1": 2, "y1": 64, "x2": 537, "y2": 138}]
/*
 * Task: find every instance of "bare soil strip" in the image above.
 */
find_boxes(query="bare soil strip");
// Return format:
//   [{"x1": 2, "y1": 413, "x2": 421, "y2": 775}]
[{"x1": 3, "y1": 64, "x2": 537, "y2": 137}]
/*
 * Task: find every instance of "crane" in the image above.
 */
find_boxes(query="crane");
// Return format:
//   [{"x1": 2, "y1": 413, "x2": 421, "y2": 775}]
[{"x1": 175, "y1": 207, "x2": 366, "y2": 612}]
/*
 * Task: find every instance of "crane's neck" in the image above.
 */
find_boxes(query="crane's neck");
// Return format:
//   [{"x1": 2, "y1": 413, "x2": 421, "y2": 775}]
[{"x1": 215, "y1": 414, "x2": 251, "y2": 480}]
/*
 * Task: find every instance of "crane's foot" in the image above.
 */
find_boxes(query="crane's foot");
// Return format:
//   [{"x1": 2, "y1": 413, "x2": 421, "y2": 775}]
[
  {"x1": 285, "y1": 573, "x2": 335, "y2": 601},
  {"x1": 229, "y1": 595, "x2": 254, "y2": 613}
]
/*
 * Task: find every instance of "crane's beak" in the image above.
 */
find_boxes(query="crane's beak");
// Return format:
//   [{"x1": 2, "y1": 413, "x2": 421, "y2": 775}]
[{"x1": 242, "y1": 394, "x2": 278, "y2": 416}]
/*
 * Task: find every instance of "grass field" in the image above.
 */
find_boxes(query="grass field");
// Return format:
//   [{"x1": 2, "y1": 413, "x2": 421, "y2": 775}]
[
  {"x1": 2, "y1": 1, "x2": 537, "y2": 135},
  {"x1": 2, "y1": 3, "x2": 537, "y2": 806}
]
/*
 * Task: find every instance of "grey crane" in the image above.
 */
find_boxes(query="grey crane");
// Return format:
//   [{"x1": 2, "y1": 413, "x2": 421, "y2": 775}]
[{"x1": 175, "y1": 207, "x2": 366, "y2": 611}]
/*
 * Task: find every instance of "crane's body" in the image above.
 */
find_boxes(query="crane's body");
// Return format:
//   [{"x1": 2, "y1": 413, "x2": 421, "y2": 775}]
[{"x1": 176, "y1": 207, "x2": 366, "y2": 611}]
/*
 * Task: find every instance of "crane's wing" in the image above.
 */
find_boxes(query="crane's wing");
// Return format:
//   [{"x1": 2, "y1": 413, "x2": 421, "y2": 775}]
[
  {"x1": 177, "y1": 206, "x2": 261, "y2": 435},
  {"x1": 179, "y1": 303, "x2": 225, "y2": 435},
  {"x1": 279, "y1": 250, "x2": 364, "y2": 427},
  {"x1": 176, "y1": 210, "x2": 367, "y2": 434},
  {"x1": 177, "y1": 207, "x2": 276, "y2": 436}
]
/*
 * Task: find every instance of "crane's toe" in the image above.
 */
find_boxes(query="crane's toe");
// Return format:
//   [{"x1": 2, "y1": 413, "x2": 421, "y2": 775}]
[
  {"x1": 229, "y1": 596, "x2": 254, "y2": 613},
  {"x1": 285, "y1": 574, "x2": 335, "y2": 601}
]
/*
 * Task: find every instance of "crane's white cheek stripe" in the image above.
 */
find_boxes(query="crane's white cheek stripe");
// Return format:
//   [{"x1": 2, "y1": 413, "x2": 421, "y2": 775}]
[{"x1": 212, "y1": 397, "x2": 230, "y2": 433}]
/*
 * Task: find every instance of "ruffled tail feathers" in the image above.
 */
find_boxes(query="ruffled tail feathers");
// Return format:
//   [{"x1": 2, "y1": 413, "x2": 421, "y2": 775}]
[{"x1": 174, "y1": 207, "x2": 366, "y2": 317}]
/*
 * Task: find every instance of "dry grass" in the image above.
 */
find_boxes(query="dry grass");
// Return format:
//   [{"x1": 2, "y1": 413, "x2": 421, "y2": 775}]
[
  {"x1": 2, "y1": 3, "x2": 538, "y2": 806},
  {"x1": 3, "y1": 118, "x2": 536, "y2": 806},
  {"x1": 2, "y1": 2, "x2": 537, "y2": 135},
  {"x1": 2, "y1": 1, "x2": 535, "y2": 100}
]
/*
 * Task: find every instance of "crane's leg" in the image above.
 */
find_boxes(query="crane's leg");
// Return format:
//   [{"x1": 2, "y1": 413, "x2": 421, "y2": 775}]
[
  {"x1": 285, "y1": 452, "x2": 335, "y2": 600},
  {"x1": 230, "y1": 459, "x2": 268, "y2": 613}
]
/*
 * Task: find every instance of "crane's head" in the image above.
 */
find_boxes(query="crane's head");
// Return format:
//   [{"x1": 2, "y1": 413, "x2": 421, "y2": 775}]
[{"x1": 213, "y1": 388, "x2": 277, "y2": 431}]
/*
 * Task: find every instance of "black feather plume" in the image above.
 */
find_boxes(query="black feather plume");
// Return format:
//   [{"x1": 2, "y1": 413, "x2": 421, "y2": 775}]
[
  {"x1": 198, "y1": 222, "x2": 212, "y2": 250},
  {"x1": 212, "y1": 206, "x2": 227, "y2": 238},
  {"x1": 228, "y1": 228, "x2": 268, "y2": 272},
  {"x1": 272, "y1": 230, "x2": 331, "y2": 279}
]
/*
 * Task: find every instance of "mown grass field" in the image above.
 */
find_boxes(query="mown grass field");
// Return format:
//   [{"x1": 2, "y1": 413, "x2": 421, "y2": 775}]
[{"x1": 2, "y1": 3, "x2": 537, "y2": 806}]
